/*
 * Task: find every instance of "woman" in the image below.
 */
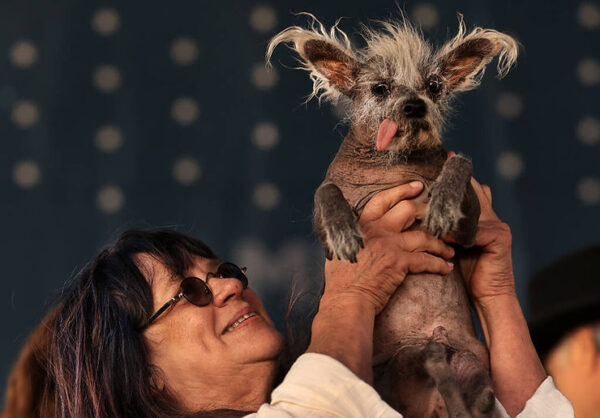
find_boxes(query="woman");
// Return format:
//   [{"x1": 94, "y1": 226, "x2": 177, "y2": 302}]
[{"x1": 2, "y1": 181, "x2": 572, "y2": 417}]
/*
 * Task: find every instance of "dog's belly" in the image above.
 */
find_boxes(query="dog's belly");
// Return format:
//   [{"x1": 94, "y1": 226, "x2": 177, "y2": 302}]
[
  {"x1": 373, "y1": 269, "x2": 492, "y2": 418},
  {"x1": 373, "y1": 268, "x2": 488, "y2": 368}
]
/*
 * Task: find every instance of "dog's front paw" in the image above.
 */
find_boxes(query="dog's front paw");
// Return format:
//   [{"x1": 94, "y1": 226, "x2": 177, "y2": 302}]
[
  {"x1": 424, "y1": 184, "x2": 463, "y2": 238},
  {"x1": 325, "y1": 218, "x2": 364, "y2": 263}
]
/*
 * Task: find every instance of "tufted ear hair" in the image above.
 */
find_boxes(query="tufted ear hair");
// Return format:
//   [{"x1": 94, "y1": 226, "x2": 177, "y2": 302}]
[
  {"x1": 437, "y1": 15, "x2": 519, "y2": 93},
  {"x1": 266, "y1": 14, "x2": 359, "y2": 103}
]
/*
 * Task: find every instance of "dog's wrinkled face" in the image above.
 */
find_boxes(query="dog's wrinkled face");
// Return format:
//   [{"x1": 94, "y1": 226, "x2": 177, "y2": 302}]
[
  {"x1": 351, "y1": 55, "x2": 447, "y2": 152},
  {"x1": 267, "y1": 14, "x2": 518, "y2": 152}
]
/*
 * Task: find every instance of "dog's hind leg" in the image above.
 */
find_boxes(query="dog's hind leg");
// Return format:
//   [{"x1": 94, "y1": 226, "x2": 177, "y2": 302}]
[
  {"x1": 314, "y1": 182, "x2": 363, "y2": 262},
  {"x1": 450, "y1": 351, "x2": 495, "y2": 418},
  {"x1": 423, "y1": 341, "x2": 471, "y2": 418}
]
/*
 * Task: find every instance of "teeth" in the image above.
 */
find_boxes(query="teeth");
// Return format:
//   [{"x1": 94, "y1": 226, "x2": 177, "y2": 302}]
[{"x1": 224, "y1": 312, "x2": 256, "y2": 334}]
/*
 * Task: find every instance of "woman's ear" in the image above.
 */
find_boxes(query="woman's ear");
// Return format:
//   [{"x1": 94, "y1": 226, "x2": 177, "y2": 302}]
[
  {"x1": 437, "y1": 15, "x2": 518, "y2": 93},
  {"x1": 267, "y1": 15, "x2": 359, "y2": 103}
]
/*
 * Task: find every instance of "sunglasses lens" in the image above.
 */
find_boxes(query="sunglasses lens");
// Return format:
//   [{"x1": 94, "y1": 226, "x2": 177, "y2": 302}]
[
  {"x1": 181, "y1": 278, "x2": 212, "y2": 306},
  {"x1": 218, "y1": 263, "x2": 248, "y2": 288}
]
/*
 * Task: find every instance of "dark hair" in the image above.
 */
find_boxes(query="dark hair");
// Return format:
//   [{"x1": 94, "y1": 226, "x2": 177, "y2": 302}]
[{"x1": 32, "y1": 229, "x2": 253, "y2": 417}]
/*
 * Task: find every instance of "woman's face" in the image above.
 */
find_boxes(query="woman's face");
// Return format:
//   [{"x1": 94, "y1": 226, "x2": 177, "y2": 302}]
[{"x1": 140, "y1": 254, "x2": 284, "y2": 387}]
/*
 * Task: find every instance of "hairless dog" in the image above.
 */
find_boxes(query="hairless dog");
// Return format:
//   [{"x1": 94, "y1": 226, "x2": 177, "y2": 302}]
[{"x1": 268, "y1": 14, "x2": 518, "y2": 418}]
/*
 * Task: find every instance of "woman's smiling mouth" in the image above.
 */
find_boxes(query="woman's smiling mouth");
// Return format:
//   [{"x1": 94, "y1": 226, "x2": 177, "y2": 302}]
[{"x1": 223, "y1": 312, "x2": 258, "y2": 334}]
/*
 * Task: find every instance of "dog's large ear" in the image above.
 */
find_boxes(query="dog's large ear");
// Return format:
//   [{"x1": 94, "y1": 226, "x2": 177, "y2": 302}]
[
  {"x1": 267, "y1": 15, "x2": 359, "y2": 103},
  {"x1": 437, "y1": 16, "x2": 518, "y2": 93}
]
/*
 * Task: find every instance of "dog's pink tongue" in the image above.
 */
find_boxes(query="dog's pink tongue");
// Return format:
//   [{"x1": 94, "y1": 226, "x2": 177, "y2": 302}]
[{"x1": 376, "y1": 118, "x2": 399, "y2": 151}]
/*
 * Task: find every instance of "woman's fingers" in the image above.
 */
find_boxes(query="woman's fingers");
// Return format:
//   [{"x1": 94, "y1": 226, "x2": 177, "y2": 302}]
[
  {"x1": 372, "y1": 199, "x2": 427, "y2": 231},
  {"x1": 360, "y1": 181, "x2": 424, "y2": 223},
  {"x1": 401, "y1": 252, "x2": 454, "y2": 276},
  {"x1": 398, "y1": 231, "x2": 455, "y2": 259}
]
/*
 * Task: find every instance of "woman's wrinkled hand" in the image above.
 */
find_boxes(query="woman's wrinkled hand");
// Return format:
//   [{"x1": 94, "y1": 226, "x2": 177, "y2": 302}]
[
  {"x1": 322, "y1": 181, "x2": 455, "y2": 315},
  {"x1": 450, "y1": 178, "x2": 517, "y2": 305}
]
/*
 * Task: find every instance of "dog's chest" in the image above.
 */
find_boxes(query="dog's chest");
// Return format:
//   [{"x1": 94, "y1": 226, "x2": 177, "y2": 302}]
[{"x1": 324, "y1": 145, "x2": 447, "y2": 214}]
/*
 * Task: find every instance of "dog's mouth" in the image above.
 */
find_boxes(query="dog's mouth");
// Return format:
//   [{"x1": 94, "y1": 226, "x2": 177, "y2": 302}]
[
  {"x1": 376, "y1": 118, "x2": 402, "y2": 151},
  {"x1": 376, "y1": 118, "x2": 438, "y2": 151}
]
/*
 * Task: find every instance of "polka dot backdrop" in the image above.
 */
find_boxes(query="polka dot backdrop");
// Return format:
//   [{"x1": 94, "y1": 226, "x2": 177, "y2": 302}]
[{"x1": 1, "y1": 0, "x2": 599, "y2": 393}]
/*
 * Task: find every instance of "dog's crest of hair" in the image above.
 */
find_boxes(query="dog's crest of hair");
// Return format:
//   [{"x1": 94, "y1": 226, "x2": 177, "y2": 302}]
[{"x1": 358, "y1": 17, "x2": 431, "y2": 88}]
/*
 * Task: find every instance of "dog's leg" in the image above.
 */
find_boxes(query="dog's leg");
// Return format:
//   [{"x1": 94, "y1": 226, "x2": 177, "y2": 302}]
[
  {"x1": 314, "y1": 182, "x2": 364, "y2": 262},
  {"x1": 452, "y1": 182, "x2": 480, "y2": 247},
  {"x1": 424, "y1": 154, "x2": 480, "y2": 246},
  {"x1": 450, "y1": 350, "x2": 495, "y2": 418},
  {"x1": 424, "y1": 341, "x2": 471, "y2": 418}
]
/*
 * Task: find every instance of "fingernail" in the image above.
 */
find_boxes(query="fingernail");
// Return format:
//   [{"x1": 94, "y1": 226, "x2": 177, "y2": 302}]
[
  {"x1": 446, "y1": 261, "x2": 454, "y2": 268},
  {"x1": 409, "y1": 181, "x2": 422, "y2": 189}
]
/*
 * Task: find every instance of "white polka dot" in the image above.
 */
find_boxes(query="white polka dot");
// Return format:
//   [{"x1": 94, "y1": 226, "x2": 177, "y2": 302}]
[
  {"x1": 91, "y1": 8, "x2": 120, "y2": 36},
  {"x1": 251, "y1": 63, "x2": 279, "y2": 90},
  {"x1": 411, "y1": 3, "x2": 439, "y2": 30},
  {"x1": 94, "y1": 125, "x2": 123, "y2": 153},
  {"x1": 577, "y1": 177, "x2": 600, "y2": 205},
  {"x1": 97, "y1": 185, "x2": 125, "y2": 214},
  {"x1": 170, "y1": 38, "x2": 199, "y2": 66},
  {"x1": 93, "y1": 65, "x2": 121, "y2": 93},
  {"x1": 251, "y1": 122, "x2": 280, "y2": 150},
  {"x1": 497, "y1": 152, "x2": 524, "y2": 180},
  {"x1": 12, "y1": 160, "x2": 41, "y2": 189},
  {"x1": 172, "y1": 157, "x2": 202, "y2": 185},
  {"x1": 576, "y1": 58, "x2": 600, "y2": 86},
  {"x1": 9, "y1": 40, "x2": 38, "y2": 69},
  {"x1": 576, "y1": 117, "x2": 600, "y2": 145},
  {"x1": 331, "y1": 97, "x2": 353, "y2": 119},
  {"x1": 171, "y1": 97, "x2": 200, "y2": 125},
  {"x1": 577, "y1": 2, "x2": 600, "y2": 30},
  {"x1": 253, "y1": 182, "x2": 281, "y2": 210},
  {"x1": 249, "y1": 5, "x2": 278, "y2": 33},
  {"x1": 11, "y1": 100, "x2": 39, "y2": 128},
  {"x1": 496, "y1": 92, "x2": 523, "y2": 120}
]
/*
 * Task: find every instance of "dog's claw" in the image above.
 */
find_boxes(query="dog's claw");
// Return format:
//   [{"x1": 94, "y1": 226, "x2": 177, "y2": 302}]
[
  {"x1": 424, "y1": 183, "x2": 463, "y2": 238},
  {"x1": 326, "y1": 219, "x2": 363, "y2": 262}
]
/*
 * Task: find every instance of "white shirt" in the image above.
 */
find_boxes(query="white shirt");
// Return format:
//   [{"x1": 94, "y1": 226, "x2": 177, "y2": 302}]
[{"x1": 246, "y1": 353, "x2": 573, "y2": 418}]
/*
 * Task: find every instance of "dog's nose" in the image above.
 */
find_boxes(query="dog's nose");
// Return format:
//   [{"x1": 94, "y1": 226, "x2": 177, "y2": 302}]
[{"x1": 402, "y1": 99, "x2": 427, "y2": 118}]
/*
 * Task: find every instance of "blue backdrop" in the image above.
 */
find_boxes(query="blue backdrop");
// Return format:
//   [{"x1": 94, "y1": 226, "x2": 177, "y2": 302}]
[{"x1": 1, "y1": 0, "x2": 599, "y2": 395}]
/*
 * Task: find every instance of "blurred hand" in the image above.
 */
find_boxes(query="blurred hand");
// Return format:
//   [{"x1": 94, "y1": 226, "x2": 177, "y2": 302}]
[
  {"x1": 323, "y1": 181, "x2": 455, "y2": 315},
  {"x1": 449, "y1": 178, "x2": 516, "y2": 304}
]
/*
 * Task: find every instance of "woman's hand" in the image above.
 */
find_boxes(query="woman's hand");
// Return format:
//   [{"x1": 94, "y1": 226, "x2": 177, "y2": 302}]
[
  {"x1": 322, "y1": 181, "x2": 455, "y2": 315},
  {"x1": 453, "y1": 178, "x2": 516, "y2": 306}
]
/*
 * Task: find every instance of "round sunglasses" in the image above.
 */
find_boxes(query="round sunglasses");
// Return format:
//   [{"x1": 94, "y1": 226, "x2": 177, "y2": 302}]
[{"x1": 142, "y1": 262, "x2": 248, "y2": 329}]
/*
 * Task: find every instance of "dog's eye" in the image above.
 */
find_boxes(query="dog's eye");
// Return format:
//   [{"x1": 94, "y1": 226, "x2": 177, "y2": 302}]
[
  {"x1": 427, "y1": 78, "x2": 442, "y2": 97},
  {"x1": 371, "y1": 82, "x2": 391, "y2": 97}
]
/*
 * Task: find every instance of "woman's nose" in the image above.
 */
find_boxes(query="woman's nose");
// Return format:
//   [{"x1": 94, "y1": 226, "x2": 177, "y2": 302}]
[{"x1": 207, "y1": 277, "x2": 243, "y2": 306}]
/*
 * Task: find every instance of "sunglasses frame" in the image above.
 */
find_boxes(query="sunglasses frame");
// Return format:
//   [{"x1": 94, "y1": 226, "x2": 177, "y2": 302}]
[{"x1": 141, "y1": 262, "x2": 248, "y2": 329}]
